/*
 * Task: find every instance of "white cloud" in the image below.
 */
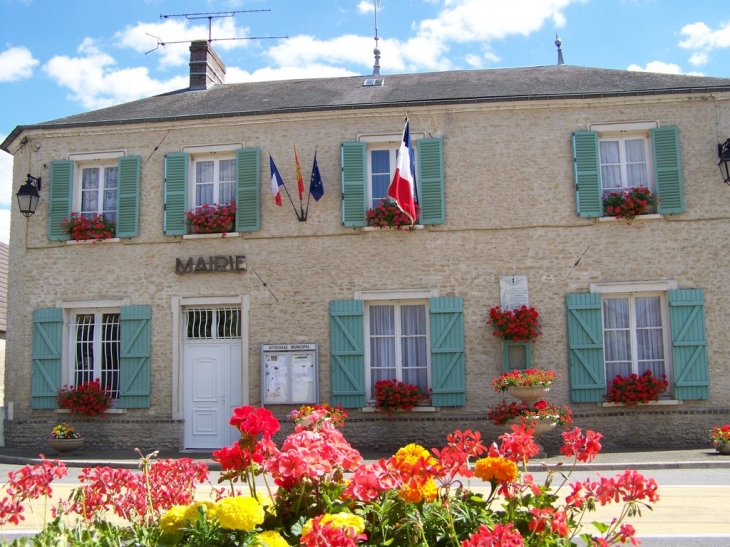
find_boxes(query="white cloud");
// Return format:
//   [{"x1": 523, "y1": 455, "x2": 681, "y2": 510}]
[
  {"x1": 679, "y1": 21, "x2": 730, "y2": 66},
  {"x1": 627, "y1": 61, "x2": 683, "y2": 75},
  {"x1": 0, "y1": 46, "x2": 39, "y2": 82},
  {"x1": 357, "y1": 0, "x2": 375, "y2": 14},
  {"x1": 43, "y1": 38, "x2": 187, "y2": 110},
  {"x1": 263, "y1": 0, "x2": 580, "y2": 75},
  {"x1": 115, "y1": 18, "x2": 252, "y2": 69}
]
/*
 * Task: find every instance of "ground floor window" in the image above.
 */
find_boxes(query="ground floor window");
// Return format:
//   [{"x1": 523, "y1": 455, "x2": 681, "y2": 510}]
[
  {"x1": 71, "y1": 311, "x2": 120, "y2": 398},
  {"x1": 185, "y1": 307, "x2": 241, "y2": 340},
  {"x1": 365, "y1": 300, "x2": 429, "y2": 399}
]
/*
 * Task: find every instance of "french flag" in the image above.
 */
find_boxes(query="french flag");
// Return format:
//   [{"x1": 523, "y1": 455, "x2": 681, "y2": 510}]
[
  {"x1": 270, "y1": 155, "x2": 284, "y2": 206},
  {"x1": 387, "y1": 119, "x2": 417, "y2": 224}
]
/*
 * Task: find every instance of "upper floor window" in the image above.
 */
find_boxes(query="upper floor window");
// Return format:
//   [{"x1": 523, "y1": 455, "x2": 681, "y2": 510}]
[
  {"x1": 599, "y1": 135, "x2": 652, "y2": 195},
  {"x1": 367, "y1": 146, "x2": 400, "y2": 209},
  {"x1": 78, "y1": 163, "x2": 118, "y2": 223},
  {"x1": 48, "y1": 153, "x2": 141, "y2": 241},
  {"x1": 572, "y1": 125, "x2": 685, "y2": 218},
  {"x1": 192, "y1": 155, "x2": 236, "y2": 209}
]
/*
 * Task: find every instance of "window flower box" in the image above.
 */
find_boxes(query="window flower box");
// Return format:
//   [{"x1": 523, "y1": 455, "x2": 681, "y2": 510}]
[
  {"x1": 365, "y1": 200, "x2": 420, "y2": 230},
  {"x1": 602, "y1": 187, "x2": 657, "y2": 222},
  {"x1": 186, "y1": 200, "x2": 236, "y2": 234},
  {"x1": 59, "y1": 213, "x2": 116, "y2": 241},
  {"x1": 604, "y1": 370, "x2": 668, "y2": 406},
  {"x1": 488, "y1": 305, "x2": 542, "y2": 342}
]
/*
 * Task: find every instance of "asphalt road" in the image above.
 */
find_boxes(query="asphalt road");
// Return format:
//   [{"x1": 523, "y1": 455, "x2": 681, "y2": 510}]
[{"x1": 1, "y1": 465, "x2": 729, "y2": 546}]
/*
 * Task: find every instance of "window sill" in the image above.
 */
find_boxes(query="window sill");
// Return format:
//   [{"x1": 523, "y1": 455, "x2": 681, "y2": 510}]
[
  {"x1": 65, "y1": 238, "x2": 121, "y2": 245},
  {"x1": 600, "y1": 399, "x2": 682, "y2": 408},
  {"x1": 362, "y1": 225, "x2": 424, "y2": 232},
  {"x1": 598, "y1": 214, "x2": 661, "y2": 223},
  {"x1": 182, "y1": 232, "x2": 240, "y2": 239},
  {"x1": 55, "y1": 408, "x2": 127, "y2": 414},
  {"x1": 360, "y1": 405, "x2": 437, "y2": 413}
]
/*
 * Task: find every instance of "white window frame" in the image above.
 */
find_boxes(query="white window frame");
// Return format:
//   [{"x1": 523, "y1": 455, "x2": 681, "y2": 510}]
[
  {"x1": 359, "y1": 134, "x2": 423, "y2": 212},
  {"x1": 56, "y1": 298, "x2": 130, "y2": 406},
  {"x1": 590, "y1": 281, "x2": 676, "y2": 393},
  {"x1": 68, "y1": 150, "x2": 125, "y2": 223},
  {"x1": 182, "y1": 143, "x2": 242, "y2": 211},
  {"x1": 356, "y1": 288, "x2": 436, "y2": 401},
  {"x1": 590, "y1": 122, "x2": 657, "y2": 199}
]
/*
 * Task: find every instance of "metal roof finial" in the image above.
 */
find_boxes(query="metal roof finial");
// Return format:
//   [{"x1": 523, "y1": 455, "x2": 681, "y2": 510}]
[
  {"x1": 372, "y1": 0, "x2": 382, "y2": 77},
  {"x1": 555, "y1": 33, "x2": 565, "y2": 65}
]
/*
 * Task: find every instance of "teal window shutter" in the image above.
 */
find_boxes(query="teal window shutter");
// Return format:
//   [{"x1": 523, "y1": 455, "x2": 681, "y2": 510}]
[
  {"x1": 669, "y1": 289, "x2": 708, "y2": 400},
  {"x1": 652, "y1": 126, "x2": 685, "y2": 214},
  {"x1": 163, "y1": 153, "x2": 188, "y2": 235},
  {"x1": 572, "y1": 131, "x2": 602, "y2": 217},
  {"x1": 341, "y1": 142, "x2": 367, "y2": 227},
  {"x1": 566, "y1": 292, "x2": 605, "y2": 402},
  {"x1": 329, "y1": 299, "x2": 365, "y2": 408},
  {"x1": 119, "y1": 305, "x2": 151, "y2": 408},
  {"x1": 417, "y1": 138, "x2": 445, "y2": 225},
  {"x1": 31, "y1": 308, "x2": 63, "y2": 409},
  {"x1": 48, "y1": 160, "x2": 73, "y2": 241},
  {"x1": 116, "y1": 155, "x2": 141, "y2": 237},
  {"x1": 236, "y1": 148, "x2": 261, "y2": 232},
  {"x1": 429, "y1": 296, "x2": 465, "y2": 407}
]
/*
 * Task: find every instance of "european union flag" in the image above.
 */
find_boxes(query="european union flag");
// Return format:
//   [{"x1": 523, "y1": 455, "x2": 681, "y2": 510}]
[{"x1": 309, "y1": 151, "x2": 324, "y2": 201}]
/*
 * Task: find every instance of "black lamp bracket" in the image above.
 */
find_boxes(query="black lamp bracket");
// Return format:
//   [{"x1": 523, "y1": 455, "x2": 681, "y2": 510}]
[{"x1": 25, "y1": 173, "x2": 42, "y2": 191}]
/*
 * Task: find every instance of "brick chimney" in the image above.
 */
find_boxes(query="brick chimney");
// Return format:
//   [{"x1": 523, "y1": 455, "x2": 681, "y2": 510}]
[{"x1": 189, "y1": 40, "x2": 226, "y2": 91}]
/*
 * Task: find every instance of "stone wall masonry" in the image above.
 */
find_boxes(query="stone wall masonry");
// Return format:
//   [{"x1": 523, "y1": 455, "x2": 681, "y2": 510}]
[{"x1": 4, "y1": 93, "x2": 730, "y2": 450}]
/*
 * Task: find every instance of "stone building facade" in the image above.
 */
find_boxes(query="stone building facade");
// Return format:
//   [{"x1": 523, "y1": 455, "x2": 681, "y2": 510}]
[{"x1": 2, "y1": 42, "x2": 730, "y2": 453}]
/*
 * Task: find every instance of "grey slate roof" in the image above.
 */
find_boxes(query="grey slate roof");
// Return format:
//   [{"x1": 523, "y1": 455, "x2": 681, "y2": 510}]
[{"x1": 3, "y1": 64, "x2": 730, "y2": 152}]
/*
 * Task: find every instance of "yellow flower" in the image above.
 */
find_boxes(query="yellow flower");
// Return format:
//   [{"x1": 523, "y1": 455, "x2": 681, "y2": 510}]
[
  {"x1": 215, "y1": 496, "x2": 265, "y2": 531},
  {"x1": 301, "y1": 512, "x2": 365, "y2": 537},
  {"x1": 256, "y1": 530, "x2": 289, "y2": 547},
  {"x1": 159, "y1": 505, "x2": 188, "y2": 533},
  {"x1": 474, "y1": 457, "x2": 518, "y2": 483},
  {"x1": 394, "y1": 443, "x2": 436, "y2": 472},
  {"x1": 398, "y1": 478, "x2": 438, "y2": 503},
  {"x1": 184, "y1": 501, "x2": 216, "y2": 524}
]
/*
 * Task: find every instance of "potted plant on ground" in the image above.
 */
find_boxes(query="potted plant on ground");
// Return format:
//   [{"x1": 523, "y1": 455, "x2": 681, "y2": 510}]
[
  {"x1": 488, "y1": 305, "x2": 542, "y2": 342},
  {"x1": 365, "y1": 199, "x2": 421, "y2": 230},
  {"x1": 602, "y1": 186, "x2": 657, "y2": 221},
  {"x1": 604, "y1": 370, "x2": 668, "y2": 406},
  {"x1": 48, "y1": 423, "x2": 84, "y2": 453},
  {"x1": 59, "y1": 212, "x2": 116, "y2": 241},
  {"x1": 710, "y1": 425, "x2": 730, "y2": 454},
  {"x1": 56, "y1": 379, "x2": 112, "y2": 416},
  {"x1": 373, "y1": 379, "x2": 431, "y2": 416},
  {"x1": 186, "y1": 199, "x2": 236, "y2": 234}
]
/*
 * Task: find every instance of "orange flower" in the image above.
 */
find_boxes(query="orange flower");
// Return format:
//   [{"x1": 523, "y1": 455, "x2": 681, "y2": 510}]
[{"x1": 474, "y1": 457, "x2": 518, "y2": 483}]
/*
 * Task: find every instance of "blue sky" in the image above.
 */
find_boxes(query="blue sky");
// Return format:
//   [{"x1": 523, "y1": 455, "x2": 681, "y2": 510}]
[{"x1": 1, "y1": 0, "x2": 728, "y2": 243}]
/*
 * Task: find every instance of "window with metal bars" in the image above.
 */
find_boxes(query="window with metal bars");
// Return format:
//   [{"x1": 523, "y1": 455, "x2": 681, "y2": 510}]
[
  {"x1": 72, "y1": 312, "x2": 121, "y2": 398},
  {"x1": 185, "y1": 307, "x2": 241, "y2": 340}
]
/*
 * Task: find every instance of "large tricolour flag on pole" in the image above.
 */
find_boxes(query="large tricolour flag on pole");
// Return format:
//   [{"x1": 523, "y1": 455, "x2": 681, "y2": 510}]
[
  {"x1": 270, "y1": 156, "x2": 284, "y2": 206},
  {"x1": 387, "y1": 119, "x2": 417, "y2": 225}
]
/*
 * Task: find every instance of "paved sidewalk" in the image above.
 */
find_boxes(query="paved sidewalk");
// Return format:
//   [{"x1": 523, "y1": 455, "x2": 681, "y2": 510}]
[{"x1": 1, "y1": 445, "x2": 729, "y2": 471}]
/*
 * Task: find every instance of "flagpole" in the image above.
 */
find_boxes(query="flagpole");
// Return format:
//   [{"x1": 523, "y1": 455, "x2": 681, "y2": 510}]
[
  {"x1": 303, "y1": 145, "x2": 317, "y2": 221},
  {"x1": 294, "y1": 144, "x2": 305, "y2": 221},
  {"x1": 268, "y1": 151, "x2": 303, "y2": 221}
]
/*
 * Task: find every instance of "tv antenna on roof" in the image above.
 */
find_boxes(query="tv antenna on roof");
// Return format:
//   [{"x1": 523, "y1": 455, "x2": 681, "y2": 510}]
[{"x1": 147, "y1": 9, "x2": 288, "y2": 53}]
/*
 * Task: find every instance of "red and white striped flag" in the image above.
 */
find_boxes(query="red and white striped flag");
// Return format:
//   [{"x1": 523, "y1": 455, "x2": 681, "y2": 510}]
[{"x1": 387, "y1": 119, "x2": 417, "y2": 225}]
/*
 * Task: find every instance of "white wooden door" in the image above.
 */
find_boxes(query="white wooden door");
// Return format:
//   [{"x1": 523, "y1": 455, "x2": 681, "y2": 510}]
[{"x1": 183, "y1": 307, "x2": 242, "y2": 449}]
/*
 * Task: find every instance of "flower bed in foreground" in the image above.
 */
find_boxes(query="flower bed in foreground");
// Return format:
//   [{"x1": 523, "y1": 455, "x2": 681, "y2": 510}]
[{"x1": 0, "y1": 405, "x2": 659, "y2": 546}]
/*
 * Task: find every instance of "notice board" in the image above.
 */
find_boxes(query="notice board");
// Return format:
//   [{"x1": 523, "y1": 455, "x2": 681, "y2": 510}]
[{"x1": 261, "y1": 343, "x2": 318, "y2": 405}]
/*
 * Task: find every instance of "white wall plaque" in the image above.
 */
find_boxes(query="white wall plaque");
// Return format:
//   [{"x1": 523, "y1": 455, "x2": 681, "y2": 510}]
[{"x1": 500, "y1": 275, "x2": 529, "y2": 311}]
